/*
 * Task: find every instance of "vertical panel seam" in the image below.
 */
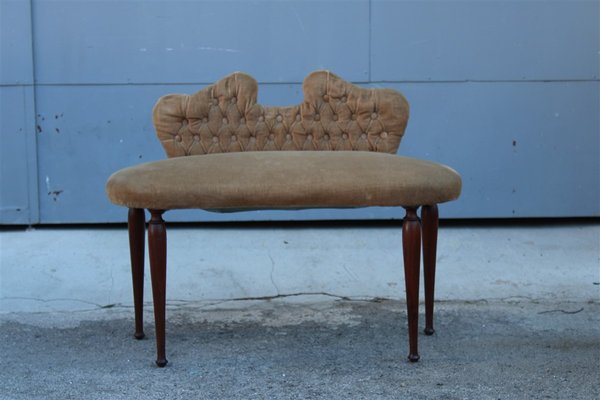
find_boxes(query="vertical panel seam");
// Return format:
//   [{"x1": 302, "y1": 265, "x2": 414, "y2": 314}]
[
  {"x1": 368, "y1": 0, "x2": 372, "y2": 82},
  {"x1": 27, "y1": 0, "x2": 40, "y2": 224}
]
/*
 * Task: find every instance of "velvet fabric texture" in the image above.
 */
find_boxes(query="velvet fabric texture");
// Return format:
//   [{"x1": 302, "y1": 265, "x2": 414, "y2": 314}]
[
  {"x1": 106, "y1": 151, "x2": 461, "y2": 210},
  {"x1": 153, "y1": 70, "x2": 409, "y2": 157},
  {"x1": 106, "y1": 71, "x2": 461, "y2": 211}
]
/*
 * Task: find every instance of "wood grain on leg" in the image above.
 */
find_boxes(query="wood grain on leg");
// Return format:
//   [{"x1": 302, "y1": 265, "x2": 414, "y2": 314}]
[
  {"x1": 402, "y1": 207, "x2": 421, "y2": 362},
  {"x1": 148, "y1": 210, "x2": 168, "y2": 368},
  {"x1": 128, "y1": 208, "x2": 146, "y2": 340},
  {"x1": 422, "y1": 204, "x2": 439, "y2": 336}
]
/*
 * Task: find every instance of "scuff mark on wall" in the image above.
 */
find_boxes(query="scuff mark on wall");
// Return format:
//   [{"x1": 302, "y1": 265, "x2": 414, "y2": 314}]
[{"x1": 196, "y1": 46, "x2": 240, "y2": 53}]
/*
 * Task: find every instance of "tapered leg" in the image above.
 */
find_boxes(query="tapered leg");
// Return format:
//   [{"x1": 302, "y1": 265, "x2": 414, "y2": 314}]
[
  {"x1": 422, "y1": 204, "x2": 439, "y2": 336},
  {"x1": 402, "y1": 207, "x2": 421, "y2": 362},
  {"x1": 148, "y1": 210, "x2": 168, "y2": 367},
  {"x1": 128, "y1": 208, "x2": 146, "y2": 340}
]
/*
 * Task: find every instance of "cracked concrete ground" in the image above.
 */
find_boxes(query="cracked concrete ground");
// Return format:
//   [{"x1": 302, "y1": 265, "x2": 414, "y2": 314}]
[
  {"x1": 0, "y1": 221, "x2": 599, "y2": 399},
  {"x1": 1, "y1": 299, "x2": 598, "y2": 400}
]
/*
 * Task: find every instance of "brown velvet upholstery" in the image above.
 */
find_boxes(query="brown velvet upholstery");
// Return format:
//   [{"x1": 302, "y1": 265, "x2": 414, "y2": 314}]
[
  {"x1": 153, "y1": 70, "x2": 409, "y2": 156},
  {"x1": 106, "y1": 151, "x2": 461, "y2": 211},
  {"x1": 107, "y1": 71, "x2": 461, "y2": 211}
]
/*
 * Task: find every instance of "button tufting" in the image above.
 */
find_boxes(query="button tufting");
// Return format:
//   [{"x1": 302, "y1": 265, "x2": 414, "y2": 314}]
[
  {"x1": 222, "y1": 117, "x2": 228, "y2": 124},
  {"x1": 361, "y1": 133, "x2": 367, "y2": 139},
  {"x1": 249, "y1": 136, "x2": 256, "y2": 143},
  {"x1": 202, "y1": 117, "x2": 208, "y2": 123},
  {"x1": 259, "y1": 116, "x2": 264, "y2": 122},
  {"x1": 380, "y1": 131, "x2": 388, "y2": 138},
  {"x1": 371, "y1": 112, "x2": 378, "y2": 119},
  {"x1": 231, "y1": 97, "x2": 237, "y2": 104},
  {"x1": 276, "y1": 115, "x2": 283, "y2": 122},
  {"x1": 231, "y1": 135, "x2": 237, "y2": 141},
  {"x1": 333, "y1": 115, "x2": 338, "y2": 121},
  {"x1": 286, "y1": 134, "x2": 291, "y2": 140},
  {"x1": 212, "y1": 99, "x2": 218, "y2": 105},
  {"x1": 324, "y1": 134, "x2": 330, "y2": 140},
  {"x1": 212, "y1": 136, "x2": 219, "y2": 143},
  {"x1": 175, "y1": 135, "x2": 182, "y2": 142},
  {"x1": 193, "y1": 135, "x2": 200, "y2": 141},
  {"x1": 314, "y1": 114, "x2": 320, "y2": 121},
  {"x1": 295, "y1": 114, "x2": 301, "y2": 121},
  {"x1": 351, "y1": 114, "x2": 356, "y2": 120},
  {"x1": 323, "y1": 95, "x2": 329, "y2": 101},
  {"x1": 342, "y1": 133, "x2": 349, "y2": 140},
  {"x1": 268, "y1": 134, "x2": 275, "y2": 140},
  {"x1": 240, "y1": 117, "x2": 246, "y2": 124},
  {"x1": 341, "y1": 96, "x2": 347, "y2": 103},
  {"x1": 307, "y1": 134, "x2": 313, "y2": 140}
]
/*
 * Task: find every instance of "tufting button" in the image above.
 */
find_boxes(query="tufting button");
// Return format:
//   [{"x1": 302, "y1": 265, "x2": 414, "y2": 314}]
[
  {"x1": 259, "y1": 116, "x2": 264, "y2": 122},
  {"x1": 371, "y1": 112, "x2": 378, "y2": 119},
  {"x1": 295, "y1": 114, "x2": 301, "y2": 121},
  {"x1": 249, "y1": 136, "x2": 256, "y2": 143},
  {"x1": 333, "y1": 115, "x2": 338, "y2": 121},
  {"x1": 212, "y1": 99, "x2": 218, "y2": 105},
  {"x1": 240, "y1": 117, "x2": 246, "y2": 124},
  {"x1": 324, "y1": 134, "x2": 329, "y2": 140},
  {"x1": 361, "y1": 133, "x2": 367, "y2": 139},
  {"x1": 222, "y1": 117, "x2": 228, "y2": 124},
  {"x1": 342, "y1": 133, "x2": 349, "y2": 140},
  {"x1": 286, "y1": 134, "x2": 291, "y2": 140},
  {"x1": 341, "y1": 96, "x2": 347, "y2": 103},
  {"x1": 212, "y1": 136, "x2": 219, "y2": 143},
  {"x1": 175, "y1": 135, "x2": 182, "y2": 142},
  {"x1": 276, "y1": 115, "x2": 283, "y2": 122},
  {"x1": 307, "y1": 134, "x2": 313, "y2": 140},
  {"x1": 231, "y1": 97, "x2": 237, "y2": 104},
  {"x1": 314, "y1": 114, "x2": 320, "y2": 121},
  {"x1": 193, "y1": 135, "x2": 200, "y2": 141},
  {"x1": 351, "y1": 114, "x2": 356, "y2": 120},
  {"x1": 380, "y1": 131, "x2": 388, "y2": 138},
  {"x1": 231, "y1": 135, "x2": 237, "y2": 141},
  {"x1": 323, "y1": 94, "x2": 329, "y2": 101},
  {"x1": 202, "y1": 117, "x2": 208, "y2": 123},
  {"x1": 269, "y1": 134, "x2": 275, "y2": 140}
]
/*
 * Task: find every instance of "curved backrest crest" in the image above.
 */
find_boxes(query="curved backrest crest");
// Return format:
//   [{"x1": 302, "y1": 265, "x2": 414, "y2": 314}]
[{"x1": 153, "y1": 71, "x2": 409, "y2": 157}]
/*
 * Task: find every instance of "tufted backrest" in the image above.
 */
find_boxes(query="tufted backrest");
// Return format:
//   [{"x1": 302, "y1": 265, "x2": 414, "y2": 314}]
[{"x1": 153, "y1": 71, "x2": 409, "y2": 157}]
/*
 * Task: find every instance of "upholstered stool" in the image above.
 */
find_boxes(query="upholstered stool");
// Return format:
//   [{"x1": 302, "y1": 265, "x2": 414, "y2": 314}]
[{"x1": 106, "y1": 71, "x2": 461, "y2": 367}]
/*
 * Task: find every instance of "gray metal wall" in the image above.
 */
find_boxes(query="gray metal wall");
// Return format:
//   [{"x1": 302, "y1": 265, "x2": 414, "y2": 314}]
[{"x1": 1, "y1": 0, "x2": 598, "y2": 224}]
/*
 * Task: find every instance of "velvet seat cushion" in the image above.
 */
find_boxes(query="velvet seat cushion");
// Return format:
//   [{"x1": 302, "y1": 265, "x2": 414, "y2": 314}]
[{"x1": 106, "y1": 151, "x2": 461, "y2": 211}]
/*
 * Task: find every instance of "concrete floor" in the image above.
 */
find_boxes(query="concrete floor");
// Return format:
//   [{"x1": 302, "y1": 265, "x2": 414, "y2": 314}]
[{"x1": 0, "y1": 221, "x2": 599, "y2": 399}]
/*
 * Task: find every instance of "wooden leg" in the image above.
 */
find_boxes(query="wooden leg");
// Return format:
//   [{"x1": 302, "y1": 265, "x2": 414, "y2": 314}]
[
  {"x1": 128, "y1": 208, "x2": 146, "y2": 340},
  {"x1": 422, "y1": 204, "x2": 439, "y2": 336},
  {"x1": 402, "y1": 207, "x2": 421, "y2": 362},
  {"x1": 148, "y1": 210, "x2": 168, "y2": 368}
]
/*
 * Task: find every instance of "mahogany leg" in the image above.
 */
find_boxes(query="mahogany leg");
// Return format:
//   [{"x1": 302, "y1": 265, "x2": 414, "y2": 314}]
[
  {"x1": 148, "y1": 210, "x2": 168, "y2": 367},
  {"x1": 128, "y1": 208, "x2": 146, "y2": 340},
  {"x1": 402, "y1": 207, "x2": 421, "y2": 362},
  {"x1": 422, "y1": 204, "x2": 439, "y2": 336}
]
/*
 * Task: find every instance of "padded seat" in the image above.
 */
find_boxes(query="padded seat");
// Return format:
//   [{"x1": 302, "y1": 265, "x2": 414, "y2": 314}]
[{"x1": 106, "y1": 151, "x2": 461, "y2": 211}]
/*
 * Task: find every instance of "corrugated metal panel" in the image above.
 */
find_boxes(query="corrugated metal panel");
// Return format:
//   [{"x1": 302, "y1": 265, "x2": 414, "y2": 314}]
[
  {"x1": 32, "y1": 0, "x2": 370, "y2": 84},
  {"x1": 371, "y1": 0, "x2": 599, "y2": 81},
  {"x1": 0, "y1": 0, "x2": 39, "y2": 224},
  {"x1": 34, "y1": 81, "x2": 599, "y2": 223},
  {"x1": 1, "y1": 0, "x2": 598, "y2": 224}
]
